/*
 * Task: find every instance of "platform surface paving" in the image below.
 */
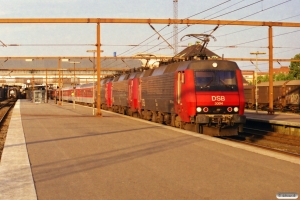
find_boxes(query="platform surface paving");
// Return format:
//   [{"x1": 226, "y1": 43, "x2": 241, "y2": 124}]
[
  {"x1": 1, "y1": 99, "x2": 300, "y2": 200},
  {"x1": 245, "y1": 109, "x2": 300, "y2": 127}
]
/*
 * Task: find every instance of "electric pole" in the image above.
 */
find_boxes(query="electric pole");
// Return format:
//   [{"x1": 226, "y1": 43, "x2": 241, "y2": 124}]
[{"x1": 173, "y1": 0, "x2": 178, "y2": 56}]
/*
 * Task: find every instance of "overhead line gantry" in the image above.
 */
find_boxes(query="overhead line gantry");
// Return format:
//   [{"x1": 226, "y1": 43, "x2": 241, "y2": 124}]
[{"x1": 1, "y1": 17, "x2": 300, "y2": 115}]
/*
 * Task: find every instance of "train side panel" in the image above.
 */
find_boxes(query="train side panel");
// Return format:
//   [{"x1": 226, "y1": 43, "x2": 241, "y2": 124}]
[
  {"x1": 174, "y1": 70, "x2": 196, "y2": 122},
  {"x1": 141, "y1": 72, "x2": 175, "y2": 113},
  {"x1": 109, "y1": 74, "x2": 129, "y2": 113},
  {"x1": 285, "y1": 80, "x2": 300, "y2": 111}
]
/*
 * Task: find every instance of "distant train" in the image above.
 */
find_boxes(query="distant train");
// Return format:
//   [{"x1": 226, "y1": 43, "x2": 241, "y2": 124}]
[
  {"x1": 0, "y1": 85, "x2": 20, "y2": 100},
  {"x1": 9, "y1": 88, "x2": 17, "y2": 98},
  {"x1": 244, "y1": 80, "x2": 300, "y2": 112},
  {"x1": 55, "y1": 58, "x2": 246, "y2": 136},
  {"x1": 0, "y1": 86, "x2": 8, "y2": 101}
]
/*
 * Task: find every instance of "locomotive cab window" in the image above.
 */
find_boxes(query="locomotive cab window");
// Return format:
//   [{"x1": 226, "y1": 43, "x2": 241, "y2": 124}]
[{"x1": 195, "y1": 70, "x2": 238, "y2": 91}]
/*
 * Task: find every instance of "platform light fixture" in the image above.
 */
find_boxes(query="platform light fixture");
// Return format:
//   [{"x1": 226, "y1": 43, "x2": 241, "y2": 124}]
[
  {"x1": 69, "y1": 61, "x2": 80, "y2": 109},
  {"x1": 57, "y1": 61, "x2": 68, "y2": 106},
  {"x1": 250, "y1": 51, "x2": 266, "y2": 114},
  {"x1": 25, "y1": 59, "x2": 33, "y2": 62},
  {"x1": 87, "y1": 50, "x2": 103, "y2": 115},
  {"x1": 87, "y1": 50, "x2": 97, "y2": 116}
]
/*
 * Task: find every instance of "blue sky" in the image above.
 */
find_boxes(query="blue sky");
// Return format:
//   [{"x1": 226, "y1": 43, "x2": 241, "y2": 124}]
[{"x1": 0, "y1": 0, "x2": 299, "y2": 71}]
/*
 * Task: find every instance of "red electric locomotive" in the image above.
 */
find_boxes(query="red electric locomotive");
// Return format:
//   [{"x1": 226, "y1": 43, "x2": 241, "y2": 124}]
[
  {"x1": 59, "y1": 34, "x2": 246, "y2": 136},
  {"x1": 99, "y1": 58, "x2": 246, "y2": 136},
  {"x1": 98, "y1": 34, "x2": 245, "y2": 136}
]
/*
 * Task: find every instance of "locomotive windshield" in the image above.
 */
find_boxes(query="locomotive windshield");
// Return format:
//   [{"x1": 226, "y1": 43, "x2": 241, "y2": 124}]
[{"x1": 195, "y1": 70, "x2": 238, "y2": 91}]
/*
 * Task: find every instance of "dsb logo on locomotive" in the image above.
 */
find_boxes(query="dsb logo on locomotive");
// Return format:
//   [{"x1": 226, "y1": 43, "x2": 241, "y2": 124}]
[
  {"x1": 211, "y1": 96, "x2": 225, "y2": 101},
  {"x1": 212, "y1": 96, "x2": 225, "y2": 105}
]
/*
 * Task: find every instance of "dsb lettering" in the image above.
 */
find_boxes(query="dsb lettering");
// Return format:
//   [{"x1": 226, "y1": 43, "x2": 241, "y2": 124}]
[{"x1": 212, "y1": 96, "x2": 225, "y2": 101}]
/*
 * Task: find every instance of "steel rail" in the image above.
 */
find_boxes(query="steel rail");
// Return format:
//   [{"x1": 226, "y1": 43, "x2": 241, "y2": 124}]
[
  {"x1": 243, "y1": 127, "x2": 300, "y2": 146},
  {"x1": 221, "y1": 125, "x2": 300, "y2": 156},
  {"x1": 221, "y1": 135, "x2": 300, "y2": 157},
  {"x1": 0, "y1": 100, "x2": 16, "y2": 124}
]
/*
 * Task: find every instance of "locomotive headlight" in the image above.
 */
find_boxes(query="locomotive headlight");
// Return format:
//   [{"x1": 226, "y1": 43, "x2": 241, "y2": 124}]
[
  {"x1": 196, "y1": 107, "x2": 202, "y2": 112},
  {"x1": 234, "y1": 107, "x2": 239, "y2": 112},
  {"x1": 212, "y1": 62, "x2": 218, "y2": 68}
]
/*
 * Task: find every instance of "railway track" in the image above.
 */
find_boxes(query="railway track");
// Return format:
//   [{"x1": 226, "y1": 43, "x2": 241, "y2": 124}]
[
  {"x1": 221, "y1": 127, "x2": 300, "y2": 156},
  {"x1": 245, "y1": 108, "x2": 300, "y2": 114},
  {"x1": 0, "y1": 99, "x2": 17, "y2": 123},
  {"x1": 0, "y1": 99, "x2": 17, "y2": 160}
]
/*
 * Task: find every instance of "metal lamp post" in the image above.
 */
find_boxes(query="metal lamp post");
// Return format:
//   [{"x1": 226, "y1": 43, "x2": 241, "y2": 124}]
[
  {"x1": 69, "y1": 61, "x2": 80, "y2": 109},
  {"x1": 87, "y1": 50, "x2": 96, "y2": 115},
  {"x1": 26, "y1": 79, "x2": 30, "y2": 100},
  {"x1": 87, "y1": 49, "x2": 103, "y2": 116},
  {"x1": 60, "y1": 59, "x2": 69, "y2": 105},
  {"x1": 250, "y1": 51, "x2": 266, "y2": 114},
  {"x1": 25, "y1": 59, "x2": 34, "y2": 101}
]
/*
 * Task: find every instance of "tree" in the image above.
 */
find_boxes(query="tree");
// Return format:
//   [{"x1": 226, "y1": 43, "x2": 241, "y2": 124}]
[
  {"x1": 257, "y1": 74, "x2": 269, "y2": 82},
  {"x1": 274, "y1": 73, "x2": 291, "y2": 81},
  {"x1": 289, "y1": 53, "x2": 300, "y2": 80}
]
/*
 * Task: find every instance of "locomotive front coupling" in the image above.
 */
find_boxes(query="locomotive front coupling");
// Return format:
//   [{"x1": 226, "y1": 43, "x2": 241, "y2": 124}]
[{"x1": 195, "y1": 114, "x2": 246, "y2": 127}]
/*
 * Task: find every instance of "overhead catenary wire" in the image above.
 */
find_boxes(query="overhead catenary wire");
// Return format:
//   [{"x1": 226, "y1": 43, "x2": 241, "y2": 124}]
[
  {"x1": 211, "y1": 29, "x2": 300, "y2": 52},
  {"x1": 184, "y1": 0, "x2": 232, "y2": 19},
  {"x1": 149, "y1": 0, "x2": 274, "y2": 54},
  {"x1": 102, "y1": 0, "x2": 234, "y2": 68},
  {"x1": 179, "y1": 0, "x2": 292, "y2": 44},
  {"x1": 103, "y1": 25, "x2": 170, "y2": 68},
  {"x1": 107, "y1": 0, "x2": 298, "y2": 70},
  {"x1": 201, "y1": 0, "x2": 295, "y2": 54},
  {"x1": 215, "y1": 12, "x2": 300, "y2": 38},
  {"x1": 2, "y1": 1, "x2": 297, "y2": 70},
  {"x1": 155, "y1": 0, "x2": 249, "y2": 52},
  {"x1": 214, "y1": 0, "x2": 292, "y2": 30},
  {"x1": 175, "y1": 0, "x2": 263, "y2": 44},
  {"x1": 6, "y1": 1, "x2": 277, "y2": 61},
  {"x1": 117, "y1": 0, "x2": 233, "y2": 57}
]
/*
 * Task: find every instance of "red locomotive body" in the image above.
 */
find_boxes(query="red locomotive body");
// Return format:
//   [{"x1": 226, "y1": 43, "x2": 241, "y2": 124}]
[
  {"x1": 97, "y1": 59, "x2": 246, "y2": 136},
  {"x1": 128, "y1": 74, "x2": 141, "y2": 116},
  {"x1": 57, "y1": 58, "x2": 246, "y2": 136},
  {"x1": 56, "y1": 37, "x2": 246, "y2": 136}
]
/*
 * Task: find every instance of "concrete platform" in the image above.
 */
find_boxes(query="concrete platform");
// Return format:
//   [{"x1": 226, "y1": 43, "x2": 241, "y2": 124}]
[
  {"x1": 0, "y1": 99, "x2": 299, "y2": 200},
  {"x1": 0, "y1": 101, "x2": 37, "y2": 200},
  {"x1": 245, "y1": 109, "x2": 300, "y2": 127}
]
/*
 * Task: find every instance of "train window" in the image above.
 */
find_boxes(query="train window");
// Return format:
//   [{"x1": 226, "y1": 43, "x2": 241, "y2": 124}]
[{"x1": 195, "y1": 70, "x2": 238, "y2": 91}]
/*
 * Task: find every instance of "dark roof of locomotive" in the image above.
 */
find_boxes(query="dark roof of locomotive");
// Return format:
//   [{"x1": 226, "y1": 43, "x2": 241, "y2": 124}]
[
  {"x1": 173, "y1": 44, "x2": 220, "y2": 60},
  {"x1": 107, "y1": 59, "x2": 240, "y2": 82},
  {"x1": 162, "y1": 60, "x2": 240, "y2": 74}
]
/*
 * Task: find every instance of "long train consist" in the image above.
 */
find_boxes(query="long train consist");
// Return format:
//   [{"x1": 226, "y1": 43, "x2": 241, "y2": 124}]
[
  {"x1": 57, "y1": 64, "x2": 246, "y2": 136},
  {"x1": 55, "y1": 35, "x2": 246, "y2": 136},
  {"x1": 244, "y1": 80, "x2": 300, "y2": 112}
]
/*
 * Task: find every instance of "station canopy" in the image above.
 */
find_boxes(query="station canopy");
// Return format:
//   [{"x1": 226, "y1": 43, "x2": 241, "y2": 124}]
[{"x1": 0, "y1": 58, "x2": 143, "y2": 86}]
